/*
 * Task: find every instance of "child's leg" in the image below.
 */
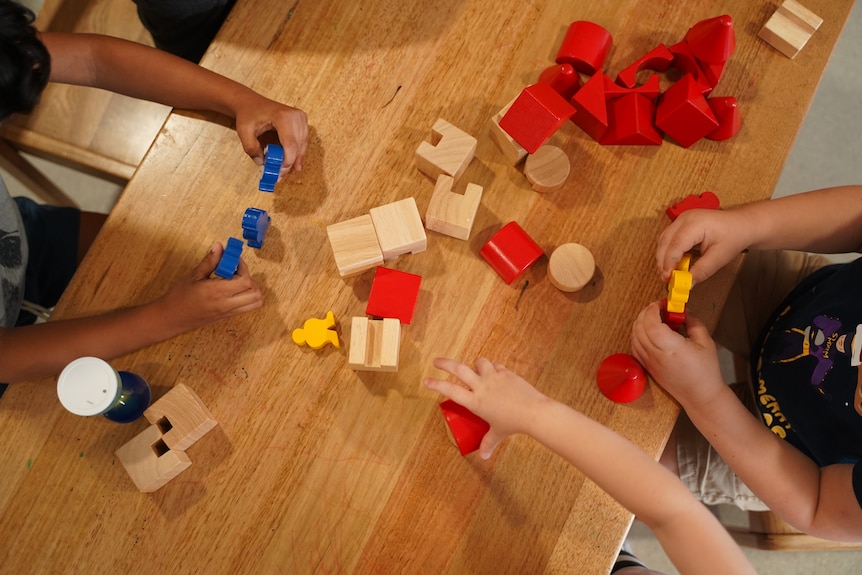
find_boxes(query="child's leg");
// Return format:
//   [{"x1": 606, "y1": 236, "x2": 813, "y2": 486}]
[{"x1": 713, "y1": 250, "x2": 832, "y2": 360}]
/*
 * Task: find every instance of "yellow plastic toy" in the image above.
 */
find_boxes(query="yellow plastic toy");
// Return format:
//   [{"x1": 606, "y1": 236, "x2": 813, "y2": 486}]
[{"x1": 292, "y1": 311, "x2": 340, "y2": 349}]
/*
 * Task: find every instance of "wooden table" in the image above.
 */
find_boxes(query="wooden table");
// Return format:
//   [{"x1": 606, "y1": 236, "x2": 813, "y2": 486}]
[{"x1": 1, "y1": 1, "x2": 853, "y2": 573}]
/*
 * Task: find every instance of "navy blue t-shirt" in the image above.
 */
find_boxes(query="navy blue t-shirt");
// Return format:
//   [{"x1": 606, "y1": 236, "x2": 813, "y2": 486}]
[{"x1": 752, "y1": 258, "x2": 862, "y2": 508}]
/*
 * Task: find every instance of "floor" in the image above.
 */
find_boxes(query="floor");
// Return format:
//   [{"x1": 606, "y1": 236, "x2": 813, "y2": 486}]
[{"x1": 2, "y1": 3, "x2": 862, "y2": 574}]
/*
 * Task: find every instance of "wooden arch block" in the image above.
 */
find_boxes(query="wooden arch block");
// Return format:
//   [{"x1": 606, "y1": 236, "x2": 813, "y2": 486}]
[
  {"x1": 349, "y1": 317, "x2": 401, "y2": 372},
  {"x1": 425, "y1": 174, "x2": 483, "y2": 240},
  {"x1": 415, "y1": 118, "x2": 477, "y2": 182},
  {"x1": 369, "y1": 197, "x2": 427, "y2": 260},
  {"x1": 326, "y1": 214, "x2": 384, "y2": 277}
]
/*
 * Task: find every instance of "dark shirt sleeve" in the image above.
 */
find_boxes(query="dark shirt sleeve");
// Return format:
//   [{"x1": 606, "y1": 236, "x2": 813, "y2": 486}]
[{"x1": 853, "y1": 461, "x2": 862, "y2": 509}]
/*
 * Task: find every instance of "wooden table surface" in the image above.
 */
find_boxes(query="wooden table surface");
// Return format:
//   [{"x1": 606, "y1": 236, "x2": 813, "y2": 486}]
[{"x1": 1, "y1": 1, "x2": 853, "y2": 573}]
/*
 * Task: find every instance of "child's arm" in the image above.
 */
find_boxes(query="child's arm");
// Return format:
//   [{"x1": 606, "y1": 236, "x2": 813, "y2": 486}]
[
  {"x1": 423, "y1": 358, "x2": 756, "y2": 575},
  {"x1": 632, "y1": 301, "x2": 862, "y2": 541},
  {"x1": 40, "y1": 32, "x2": 308, "y2": 173},
  {"x1": 658, "y1": 185, "x2": 862, "y2": 284},
  {"x1": 0, "y1": 243, "x2": 261, "y2": 383}
]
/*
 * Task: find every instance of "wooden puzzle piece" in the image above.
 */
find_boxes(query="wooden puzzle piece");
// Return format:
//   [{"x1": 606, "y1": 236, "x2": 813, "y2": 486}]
[
  {"x1": 498, "y1": 83, "x2": 575, "y2": 154},
  {"x1": 115, "y1": 423, "x2": 192, "y2": 493},
  {"x1": 537, "y1": 63, "x2": 581, "y2": 100},
  {"x1": 439, "y1": 399, "x2": 490, "y2": 456},
  {"x1": 555, "y1": 20, "x2": 613, "y2": 75},
  {"x1": 758, "y1": 0, "x2": 822, "y2": 59},
  {"x1": 369, "y1": 197, "x2": 427, "y2": 260},
  {"x1": 548, "y1": 243, "x2": 595, "y2": 292},
  {"x1": 665, "y1": 191, "x2": 720, "y2": 221},
  {"x1": 488, "y1": 98, "x2": 528, "y2": 165},
  {"x1": 655, "y1": 74, "x2": 718, "y2": 148},
  {"x1": 366, "y1": 267, "x2": 422, "y2": 324},
  {"x1": 597, "y1": 354, "x2": 647, "y2": 403},
  {"x1": 524, "y1": 145, "x2": 571, "y2": 190},
  {"x1": 479, "y1": 221, "x2": 544, "y2": 285},
  {"x1": 291, "y1": 310, "x2": 341, "y2": 349},
  {"x1": 415, "y1": 118, "x2": 477, "y2": 183},
  {"x1": 425, "y1": 174, "x2": 483, "y2": 240},
  {"x1": 326, "y1": 214, "x2": 384, "y2": 277},
  {"x1": 348, "y1": 317, "x2": 401, "y2": 372},
  {"x1": 144, "y1": 383, "x2": 218, "y2": 452}
]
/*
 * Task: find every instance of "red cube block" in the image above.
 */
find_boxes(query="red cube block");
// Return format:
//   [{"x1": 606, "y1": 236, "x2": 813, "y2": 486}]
[
  {"x1": 499, "y1": 83, "x2": 575, "y2": 154},
  {"x1": 655, "y1": 74, "x2": 719, "y2": 148},
  {"x1": 366, "y1": 266, "x2": 422, "y2": 324}
]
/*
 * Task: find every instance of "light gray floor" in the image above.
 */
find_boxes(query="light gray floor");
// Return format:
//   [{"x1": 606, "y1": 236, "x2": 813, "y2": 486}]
[{"x1": 2, "y1": 3, "x2": 862, "y2": 574}]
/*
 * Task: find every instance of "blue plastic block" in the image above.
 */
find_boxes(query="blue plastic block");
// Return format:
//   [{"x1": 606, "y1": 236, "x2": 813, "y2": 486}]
[
  {"x1": 242, "y1": 207, "x2": 271, "y2": 249},
  {"x1": 214, "y1": 237, "x2": 244, "y2": 279},
  {"x1": 258, "y1": 144, "x2": 284, "y2": 192}
]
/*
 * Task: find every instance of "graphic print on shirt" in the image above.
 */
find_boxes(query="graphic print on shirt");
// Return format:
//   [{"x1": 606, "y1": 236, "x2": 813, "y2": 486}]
[{"x1": 0, "y1": 228, "x2": 24, "y2": 326}]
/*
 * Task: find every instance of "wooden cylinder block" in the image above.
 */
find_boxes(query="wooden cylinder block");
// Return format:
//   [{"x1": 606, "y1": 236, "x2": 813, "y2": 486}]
[
  {"x1": 548, "y1": 243, "x2": 595, "y2": 292},
  {"x1": 524, "y1": 145, "x2": 571, "y2": 191}
]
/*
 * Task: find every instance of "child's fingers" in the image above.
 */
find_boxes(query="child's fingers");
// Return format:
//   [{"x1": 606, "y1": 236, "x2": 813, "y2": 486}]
[
  {"x1": 478, "y1": 428, "x2": 506, "y2": 460},
  {"x1": 193, "y1": 242, "x2": 223, "y2": 280},
  {"x1": 423, "y1": 377, "x2": 473, "y2": 407},
  {"x1": 432, "y1": 357, "x2": 479, "y2": 387}
]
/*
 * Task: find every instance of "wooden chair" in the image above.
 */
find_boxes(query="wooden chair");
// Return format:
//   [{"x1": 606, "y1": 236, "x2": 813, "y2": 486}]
[
  {"x1": 0, "y1": 0, "x2": 170, "y2": 206},
  {"x1": 723, "y1": 352, "x2": 862, "y2": 551}
]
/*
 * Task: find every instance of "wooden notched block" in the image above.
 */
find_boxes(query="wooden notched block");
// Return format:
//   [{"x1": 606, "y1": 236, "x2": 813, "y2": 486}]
[
  {"x1": 488, "y1": 98, "x2": 528, "y2": 165},
  {"x1": 144, "y1": 383, "x2": 218, "y2": 452},
  {"x1": 415, "y1": 118, "x2": 477, "y2": 183},
  {"x1": 115, "y1": 424, "x2": 192, "y2": 493},
  {"x1": 425, "y1": 174, "x2": 483, "y2": 240},
  {"x1": 759, "y1": 0, "x2": 822, "y2": 59},
  {"x1": 349, "y1": 317, "x2": 401, "y2": 372},
  {"x1": 369, "y1": 197, "x2": 427, "y2": 260},
  {"x1": 327, "y1": 214, "x2": 384, "y2": 277}
]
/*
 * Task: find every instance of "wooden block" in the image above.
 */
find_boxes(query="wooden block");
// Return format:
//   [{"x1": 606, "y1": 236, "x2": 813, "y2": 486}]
[
  {"x1": 488, "y1": 98, "x2": 528, "y2": 165},
  {"x1": 115, "y1": 424, "x2": 192, "y2": 492},
  {"x1": 144, "y1": 383, "x2": 218, "y2": 452},
  {"x1": 326, "y1": 214, "x2": 384, "y2": 277},
  {"x1": 524, "y1": 146, "x2": 570, "y2": 191},
  {"x1": 369, "y1": 197, "x2": 427, "y2": 260},
  {"x1": 348, "y1": 317, "x2": 401, "y2": 372},
  {"x1": 425, "y1": 175, "x2": 483, "y2": 240},
  {"x1": 415, "y1": 118, "x2": 477, "y2": 182},
  {"x1": 758, "y1": 0, "x2": 822, "y2": 59},
  {"x1": 548, "y1": 243, "x2": 595, "y2": 292}
]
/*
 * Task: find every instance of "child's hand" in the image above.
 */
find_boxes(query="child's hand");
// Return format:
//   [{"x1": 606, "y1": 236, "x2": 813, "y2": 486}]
[
  {"x1": 234, "y1": 95, "x2": 309, "y2": 175},
  {"x1": 152, "y1": 242, "x2": 263, "y2": 334},
  {"x1": 630, "y1": 301, "x2": 725, "y2": 407},
  {"x1": 658, "y1": 208, "x2": 752, "y2": 284},
  {"x1": 424, "y1": 357, "x2": 548, "y2": 459}
]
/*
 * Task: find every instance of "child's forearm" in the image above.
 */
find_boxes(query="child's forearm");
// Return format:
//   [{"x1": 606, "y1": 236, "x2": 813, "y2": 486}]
[
  {"x1": 42, "y1": 32, "x2": 264, "y2": 119},
  {"x1": 0, "y1": 301, "x2": 178, "y2": 383},
  {"x1": 738, "y1": 185, "x2": 862, "y2": 254},
  {"x1": 525, "y1": 399, "x2": 755, "y2": 574}
]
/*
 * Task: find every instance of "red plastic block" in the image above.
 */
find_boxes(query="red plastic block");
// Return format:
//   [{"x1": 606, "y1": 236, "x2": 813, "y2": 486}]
[
  {"x1": 665, "y1": 191, "x2": 720, "y2": 221},
  {"x1": 556, "y1": 20, "x2": 613, "y2": 75},
  {"x1": 570, "y1": 71, "x2": 608, "y2": 142},
  {"x1": 499, "y1": 83, "x2": 575, "y2": 154},
  {"x1": 365, "y1": 266, "x2": 422, "y2": 324},
  {"x1": 668, "y1": 41, "x2": 714, "y2": 95},
  {"x1": 604, "y1": 73, "x2": 661, "y2": 100},
  {"x1": 479, "y1": 221, "x2": 544, "y2": 285},
  {"x1": 538, "y1": 63, "x2": 581, "y2": 100},
  {"x1": 440, "y1": 399, "x2": 490, "y2": 456},
  {"x1": 655, "y1": 74, "x2": 719, "y2": 148},
  {"x1": 615, "y1": 44, "x2": 674, "y2": 88},
  {"x1": 600, "y1": 93, "x2": 662, "y2": 146},
  {"x1": 699, "y1": 59, "x2": 727, "y2": 88},
  {"x1": 684, "y1": 14, "x2": 736, "y2": 64},
  {"x1": 597, "y1": 354, "x2": 647, "y2": 403},
  {"x1": 660, "y1": 299, "x2": 687, "y2": 332},
  {"x1": 706, "y1": 96, "x2": 741, "y2": 141}
]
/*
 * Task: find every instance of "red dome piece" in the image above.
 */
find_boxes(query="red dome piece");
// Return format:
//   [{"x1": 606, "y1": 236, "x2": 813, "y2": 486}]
[
  {"x1": 684, "y1": 15, "x2": 736, "y2": 64},
  {"x1": 597, "y1": 354, "x2": 647, "y2": 403}
]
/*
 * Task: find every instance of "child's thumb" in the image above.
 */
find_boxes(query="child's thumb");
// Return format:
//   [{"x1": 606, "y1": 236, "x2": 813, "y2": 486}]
[{"x1": 194, "y1": 242, "x2": 223, "y2": 280}]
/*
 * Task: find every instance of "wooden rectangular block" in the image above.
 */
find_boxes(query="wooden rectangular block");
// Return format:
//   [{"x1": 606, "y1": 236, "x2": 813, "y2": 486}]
[
  {"x1": 326, "y1": 213, "x2": 385, "y2": 277},
  {"x1": 369, "y1": 197, "x2": 427, "y2": 260},
  {"x1": 348, "y1": 317, "x2": 401, "y2": 372},
  {"x1": 488, "y1": 98, "x2": 528, "y2": 165},
  {"x1": 144, "y1": 383, "x2": 218, "y2": 452},
  {"x1": 758, "y1": 0, "x2": 823, "y2": 59},
  {"x1": 425, "y1": 175, "x2": 483, "y2": 241},
  {"x1": 415, "y1": 118, "x2": 477, "y2": 182},
  {"x1": 115, "y1": 424, "x2": 192, "y2": 492}
]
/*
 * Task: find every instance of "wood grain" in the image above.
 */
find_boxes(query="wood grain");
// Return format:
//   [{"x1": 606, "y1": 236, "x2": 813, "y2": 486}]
[{"x1": 0, "y1": 1, "x2": 853, "y2": 573}]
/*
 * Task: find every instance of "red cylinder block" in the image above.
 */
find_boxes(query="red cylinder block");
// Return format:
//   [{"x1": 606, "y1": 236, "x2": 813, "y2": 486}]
[
  {"x1": 479, "y1": 221, "x2": 544, "y2": 284},
  {"x1": 556, "y1": 21, "x2": 613, "y2": 75}
]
